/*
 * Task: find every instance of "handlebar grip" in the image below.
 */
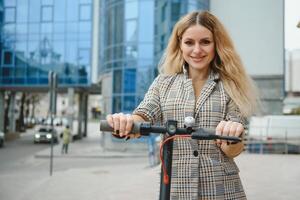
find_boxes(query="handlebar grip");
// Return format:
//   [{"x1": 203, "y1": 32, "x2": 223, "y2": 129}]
[{"x1": 99, "y1": 120, "x2": 141, "y2": 134}]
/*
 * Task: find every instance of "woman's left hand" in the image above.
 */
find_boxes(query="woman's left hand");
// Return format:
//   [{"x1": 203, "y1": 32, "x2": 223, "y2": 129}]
[
  {"x1": 215, "y1": 120, "x2": 245, "y2": 158},
  {"x1": 215, "y1": 120, "x2": 244, "y2": 145}
]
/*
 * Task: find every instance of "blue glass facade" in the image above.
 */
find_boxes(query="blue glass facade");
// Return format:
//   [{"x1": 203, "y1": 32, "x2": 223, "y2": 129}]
[
  {"x1": 100, "y1": 0, "x2": 155, "y2": 113},
  {"x1": 0, "y1": 0, "x2": 93, "y2": 87}
]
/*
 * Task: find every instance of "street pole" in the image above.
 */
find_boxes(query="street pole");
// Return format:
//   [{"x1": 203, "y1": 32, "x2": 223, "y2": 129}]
[{"x1": 49, "y1": 71, "x2": 57, "y2": 176}]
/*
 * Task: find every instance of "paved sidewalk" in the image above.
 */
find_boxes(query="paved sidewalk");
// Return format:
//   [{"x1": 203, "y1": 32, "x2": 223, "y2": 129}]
[
  {"x1": 33, "y1": 130, "x2": 300, "y2": 200},
  {"x1": 34, "y1": 135, "x2": 148, "y2": 159},
  {"x1": 2, "y1": 125, "x2": 300, "y2": 200}
]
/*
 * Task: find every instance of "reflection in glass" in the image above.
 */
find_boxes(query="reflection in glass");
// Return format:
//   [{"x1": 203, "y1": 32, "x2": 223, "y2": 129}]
[
  {"x1": 78, "y1": 40, "x2": 91, "y2": 48},
  {"x1": 66, "y1": 22, "x2": 77, "y2": 33},
  {"x1": 42, "y1": 0, "x2": 54, "y2": 5},
  {"x1": 41, "y1": 5, "x2": 53, "y2": 22},
  {"x1": 54, "y1": 0, "x2": 66, "y2": 22},
  {"x1": 28, "y1": 24, "x2": 39, "y2": 34},
  {"x1": 4, "y1": 0, "x2": 16, "y2": 6},
  {"x1": 79, "y1": 4, "x2": 91, "y2": 21},
  {"x1": 4, "y1": 7, "x2": 16, "y2": 23},
  {"x1": 52, "y1": 41, "x2": 64, "y2": 62},
  {"x1": 113, "y1": 69, "x2": 122, "y2": 93},
  {"x1": 17, "y1": 0, "x2": 29, "y2": 22},
  {"x1": 78, "y1": 49, "x2": 90, "y2": 65},
  {"x1": 79, "y1": 21, "x2": 91, "y2": 33},
  {"x1": 2, "y1": 51, "x2": 14, "y2": 65},
  {"x1": 2, "y1": 67, "x2": 13, "y2": 77},
  {"x1": 15, "y1": 41, "x2": 27, "y2": 63},
  {"x1": 66, "y1": 0, "x2": 79, "y2": 21},
  {"x1": 126, "y1": 20, "x2": 137, "y2": 42},
  {"x1": 41, "y1": 23, "x2": 53, "y2": 33},
  {"x1": 1, "y1": 0, "x2": 93, "y2": 86},
  {"x1": 123, "y1": 96, "x2": 135, "y2": 112},
  {"x1": 138, "y1": 0, "x2": 154, "y2": 42},
  {"x1": 125, "y1": 45, "x2": 137, "y2": 60},
  {"x1": 125, "y1": 0, "x2": 138, "y2": 19},
  {"x1": 113, "y1": 96, "x2": 121, "y2": 113},
  {"x1": 139, "y1": 43, "x2": 153, "y2": 59},
  {"x1": 27, "y1": 67, "x2": 38, "y2": 77},
  {"x1": 65, "y1": 41, "x2": 77, "y2": 64},
  {"x1": 28, "y1": 0, "x2": 40, "y2": 22},
  {"x1": 123, "y1": 68, "x2": 136, "y2": 93},
  {"x1": 16, "y1": 24, "x2": 28, "y2": 34},
  {"x1": 53, "y1": 23, "x2": 65, "y2": 33},
  {"x1": 15, "y1": 68, "x2": 26, "y2": 76}
]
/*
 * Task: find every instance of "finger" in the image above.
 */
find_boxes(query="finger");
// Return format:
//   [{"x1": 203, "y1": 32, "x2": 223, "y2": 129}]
[
  {"x1": 106, "y1": 114, "x2": 114, "y2": 128},
  {"x1": 125, "y1": 114, "x2": 134, "y2": 134},
  {"x1": 216, "y1": 121, "x2": 226, "y2": 145},
  {"x1": 112, "y1": 113, "x2": 121, "y2": 133},
  {"x1": 119, "y1": 114, "x2": 127, "y2": 137},
  {"x1": 222, "y1": 121, "x2": 232, "y2": 137},
  {"x1": 236, "y1": 123, "x2": 244, "y2": 138},
  {"x1": 229, "y1": 122, "x2": 238, "y2": 137}
]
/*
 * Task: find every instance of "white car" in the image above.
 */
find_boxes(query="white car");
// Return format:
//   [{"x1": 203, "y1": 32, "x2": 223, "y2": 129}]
[{"x1": 34, "y1": 127, "x2": 59, "y2": 144}]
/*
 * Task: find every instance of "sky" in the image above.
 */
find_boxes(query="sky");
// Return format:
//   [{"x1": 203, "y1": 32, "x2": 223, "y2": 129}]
[{"x1": 285, "y1": 0, "x2": 300, "y2": 50}]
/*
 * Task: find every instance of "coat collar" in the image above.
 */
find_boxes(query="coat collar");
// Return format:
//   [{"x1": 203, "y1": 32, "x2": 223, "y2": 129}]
[
  {"x1": 181, "y1": 65, "x2": 220, "y2": 118},
  {"x1": 182, "y1": 64, "x2": 220, "y2": 82}
]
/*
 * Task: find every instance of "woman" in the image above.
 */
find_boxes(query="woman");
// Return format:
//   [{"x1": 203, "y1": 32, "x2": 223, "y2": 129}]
[{"x1": 107, "y1": 11, "x2": 258, "y2": 200}]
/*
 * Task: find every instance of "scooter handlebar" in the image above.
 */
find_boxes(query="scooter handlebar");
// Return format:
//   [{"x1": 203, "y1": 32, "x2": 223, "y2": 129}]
[{"x1": 99, "y1": 120, "x2": 142, "y2": 134}]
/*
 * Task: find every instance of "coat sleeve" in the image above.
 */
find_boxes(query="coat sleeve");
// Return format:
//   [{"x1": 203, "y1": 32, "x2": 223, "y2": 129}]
[
  {"x1": 133, "y1": 75, "x2": 162, "y2": 124},
  {"x1": 225, "y1": 98, "x2": 247, "y2": 126}
]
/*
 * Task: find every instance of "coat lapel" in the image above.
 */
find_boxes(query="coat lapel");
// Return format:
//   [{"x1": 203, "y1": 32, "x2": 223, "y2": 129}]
[{"x1": 194, "y1": 71, "x2": 219, "y2": 118}]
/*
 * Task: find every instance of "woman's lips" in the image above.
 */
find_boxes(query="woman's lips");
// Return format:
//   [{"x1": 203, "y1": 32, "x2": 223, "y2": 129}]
[{"x1": 191, "y1": 56, "x2": 206, "y2": 62}]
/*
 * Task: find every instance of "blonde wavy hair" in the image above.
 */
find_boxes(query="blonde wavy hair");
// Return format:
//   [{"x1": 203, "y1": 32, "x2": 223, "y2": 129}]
[{"x1": 159, "y1": 11, "x2": 258, "y2": 117}]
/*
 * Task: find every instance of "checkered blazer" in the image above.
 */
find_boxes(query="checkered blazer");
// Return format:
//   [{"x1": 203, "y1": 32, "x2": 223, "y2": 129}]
[{"x1": 133, "y1": 69, "x2": 247, "y2": 200}]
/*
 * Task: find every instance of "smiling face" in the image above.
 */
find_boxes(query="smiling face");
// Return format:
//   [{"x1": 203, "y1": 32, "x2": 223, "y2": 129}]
[{"x1": 180, "y1": 24, "x2": 215, "y2": 76}]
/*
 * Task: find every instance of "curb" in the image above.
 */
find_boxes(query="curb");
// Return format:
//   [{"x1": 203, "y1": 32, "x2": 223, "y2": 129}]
[{"x1": 34, "y1": 153, "x2": 148, "y2": 159}]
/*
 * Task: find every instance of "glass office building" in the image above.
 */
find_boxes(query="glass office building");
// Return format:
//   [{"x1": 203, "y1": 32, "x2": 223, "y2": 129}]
[
  {"x1": 100, "y1": 0, "x2": 209, "y2": 114},
  {"x1": 0, "y1": 0, "x2": 93, "y2": 88},
  {"x1": 100, "y1": 0, "x2": 155, "y2": 113}
]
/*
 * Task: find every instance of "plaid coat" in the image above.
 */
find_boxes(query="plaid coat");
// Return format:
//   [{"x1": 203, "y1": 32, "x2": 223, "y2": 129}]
[{"x1": 133, "y1": 69, "x2": 247, "y2": 200}]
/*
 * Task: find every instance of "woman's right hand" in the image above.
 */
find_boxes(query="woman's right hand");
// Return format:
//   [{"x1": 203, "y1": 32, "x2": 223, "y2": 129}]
[{"x1": 106, "y1": 113, "x2": 134, "y2": 138}]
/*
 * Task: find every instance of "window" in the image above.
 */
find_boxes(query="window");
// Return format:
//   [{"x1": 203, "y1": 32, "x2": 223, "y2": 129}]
[
  {"x1": 2, "y1": 67, "x2": 14, "y2": 76},
  {"x1": 123, "y1": 96, "x2": 135, "y2": 112},
  {"x1": 29, "y1": 0, "x2": 41, "y2": 22},
  {"x1": 2, "y1": 50, "x2": 14, "y2": 66},
  {"x1": 78, "y1": 49, "x2": 90, "y2": 65},
  {"x1": 113, "y1": 96, "x2": 121, "y2": 113},
  {"x1": 16, "y1": 1, "x2": 28, "y2": 22},
  {"x1": 4, "y1": 0, "x2": 16, "y2": 6},
  {"x1": 171, "y1": 2, "x2": 181, "y2": 21},
  {"x1": 126, "y1": 20, "x2": 137, "y2": 42},
  {"x1": 160, "y1": 34, "x2": 165, "y2": 51},
  {"x1": 42, "y1": 0, "x2": 54, "y2": 5},
  {"x1": 123, "y1": 69, "x2": 136, "y2": 93},
  {"x1": 161, "y1": 3, "x2": 167, "y2": 22},
  {"x1": 79, "y1": 4, "x2": 91, "y2": 21},
  {"x1": 113, "y1": 70, "x2": 122, "y2": 93},
  {"x1": 4, "y1": 7, "x2": 16, "y2": 23},
  {"x1": 125, "y1": 0, "x2": 138, "y2": 20},
  {"x1": 41, "y1": 5, "x2": 53, "y2": 22}
]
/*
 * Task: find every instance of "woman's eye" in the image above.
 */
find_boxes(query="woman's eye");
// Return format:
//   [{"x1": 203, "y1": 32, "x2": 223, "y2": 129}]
[
  {"x1": 201, "y1": 40, "x2": 211, "y2": 45},
  {"x1": 184, "y1": 41, "x2": 193, "y2": 45}
]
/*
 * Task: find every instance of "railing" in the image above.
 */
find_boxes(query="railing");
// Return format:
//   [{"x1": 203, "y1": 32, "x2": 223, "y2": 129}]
[{"x1": 244, "y1": 126, "x2": 300, "y2": 154}]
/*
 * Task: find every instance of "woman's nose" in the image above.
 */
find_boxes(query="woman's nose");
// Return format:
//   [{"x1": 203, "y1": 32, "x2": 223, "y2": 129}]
[{"x1": 192, "y1": 44, "x2": 202, "y2": 53}]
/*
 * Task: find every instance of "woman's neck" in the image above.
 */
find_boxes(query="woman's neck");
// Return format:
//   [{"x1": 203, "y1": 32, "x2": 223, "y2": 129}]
[{"x1": 188, "y1": 67, "x2": 210, "y2": 82}]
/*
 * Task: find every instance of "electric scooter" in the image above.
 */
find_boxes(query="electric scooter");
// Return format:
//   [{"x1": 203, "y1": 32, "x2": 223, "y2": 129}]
[{"x1": 99, "y1": 117, "x2": 242, "y2": 200}]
